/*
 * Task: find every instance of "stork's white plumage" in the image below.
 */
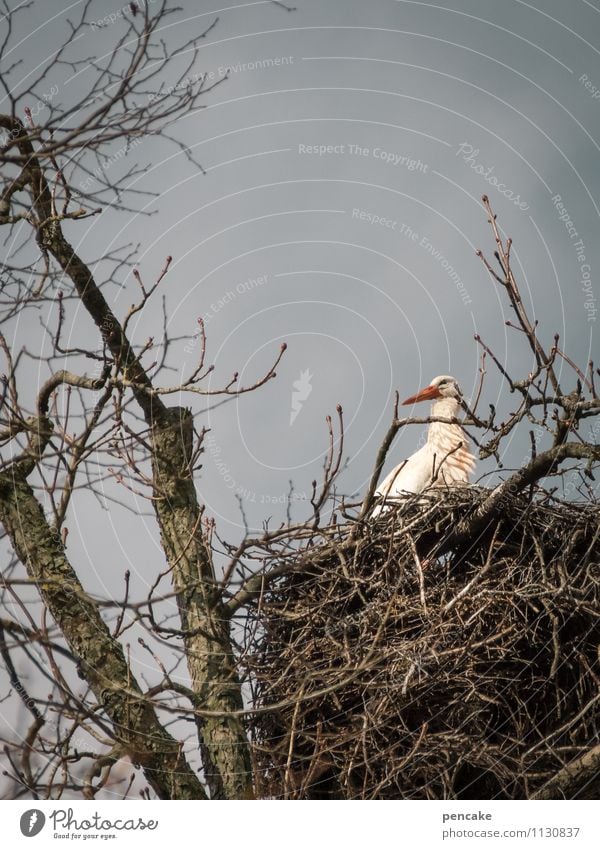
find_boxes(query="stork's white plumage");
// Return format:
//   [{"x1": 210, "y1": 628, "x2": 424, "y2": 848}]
[{"x1": 373, "y1": 375, "x2": 476, "y2": 514}]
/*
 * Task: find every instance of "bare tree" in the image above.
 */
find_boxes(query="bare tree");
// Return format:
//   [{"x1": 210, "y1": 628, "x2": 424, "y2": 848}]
[
  {"x1": 0, "y1": 0, "x2": 277, "y2": 800},
  {"x1": 1, "y1": 1, "x2": 598, "y2": 802}
]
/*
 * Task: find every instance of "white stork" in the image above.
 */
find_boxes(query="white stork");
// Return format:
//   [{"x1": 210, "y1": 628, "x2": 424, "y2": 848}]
[{"x1": 372, "y1": 375, "x2": 476, "y2": 514}]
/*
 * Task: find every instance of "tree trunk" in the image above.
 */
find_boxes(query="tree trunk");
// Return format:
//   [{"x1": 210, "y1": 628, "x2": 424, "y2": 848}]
[
  {"x1": 533, "y1": 744, "x2": 600, "y2": 800},
  {"x1": 0, "y1": 464, "x2": 207, "y2": 800},
  {"x1": 151, "y1": 407, "x2": 253, "y2": 799}
]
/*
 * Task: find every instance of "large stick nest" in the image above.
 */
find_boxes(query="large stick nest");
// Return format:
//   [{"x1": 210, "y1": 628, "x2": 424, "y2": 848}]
[{"x1": 244, "y1": 489, "x2": 600, "y2": 799}]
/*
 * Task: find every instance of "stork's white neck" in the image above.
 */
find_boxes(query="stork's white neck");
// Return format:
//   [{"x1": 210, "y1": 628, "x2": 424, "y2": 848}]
[
  {"x1": 427, "y1": 395, "x2": 467, "y2": 448},
  {"x1": 430, "y1": 396, "x2": 461, "y2": 419},
  {"x1": 424, "y1": 394, "x2": 476, "y2": 484}
]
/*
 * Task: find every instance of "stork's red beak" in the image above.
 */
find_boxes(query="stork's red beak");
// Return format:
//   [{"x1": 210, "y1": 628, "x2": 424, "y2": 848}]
[{"x1": 401, "y1": 384, "x2": 441, "y2": 405}]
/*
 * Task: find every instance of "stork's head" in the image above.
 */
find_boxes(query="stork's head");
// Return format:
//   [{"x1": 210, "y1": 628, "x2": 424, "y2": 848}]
[{"x1": 401, "y1": 375, "x2": 461, "y2": 405}]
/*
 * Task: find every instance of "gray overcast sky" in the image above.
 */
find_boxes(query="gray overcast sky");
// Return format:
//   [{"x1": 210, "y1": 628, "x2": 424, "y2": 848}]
[{"x1": 5, "y1": 0, "x2": 600, "y2": 574}]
